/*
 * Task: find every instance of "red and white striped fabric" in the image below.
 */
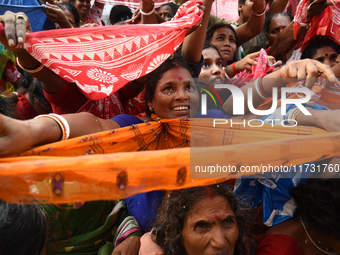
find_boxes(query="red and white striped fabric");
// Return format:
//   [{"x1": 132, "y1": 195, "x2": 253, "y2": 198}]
[{"x1": 10, "y1": 0, "x2": 203, "y2": 100}]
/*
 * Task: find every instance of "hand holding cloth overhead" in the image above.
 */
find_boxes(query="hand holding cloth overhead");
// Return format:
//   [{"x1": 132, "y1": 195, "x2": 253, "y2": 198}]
[{"x1": 0, "y1": 0, "x2": 204, "y2": 100}]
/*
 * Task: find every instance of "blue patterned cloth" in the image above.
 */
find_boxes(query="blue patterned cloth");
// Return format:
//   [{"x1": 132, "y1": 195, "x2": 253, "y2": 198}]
[{"x1": 235, "y1": 103, "x2": 329, "y2": 227}]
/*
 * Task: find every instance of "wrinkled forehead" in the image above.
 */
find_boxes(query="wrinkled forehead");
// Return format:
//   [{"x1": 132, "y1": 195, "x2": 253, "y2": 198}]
[{"x1": 186, "y1": 195, "x2": 235, "y2": 222}]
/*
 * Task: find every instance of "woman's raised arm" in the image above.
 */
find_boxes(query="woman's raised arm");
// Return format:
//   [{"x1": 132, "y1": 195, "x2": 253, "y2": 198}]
[
  {"x1": 0, "y1": 112, "x2": 120, "y2": 157},
  {"x1": 234, "y1": 0, "x2": 266, "y2": 46},
  {"x1": 181, "y1": 0, "x2": 212, "y2": 63},
  {"x1": 0, "y1": 11, "x2": 65, "y2": 93},
  {"x1": 223, "y1": 59, "x2": 337, "y2": 115}
]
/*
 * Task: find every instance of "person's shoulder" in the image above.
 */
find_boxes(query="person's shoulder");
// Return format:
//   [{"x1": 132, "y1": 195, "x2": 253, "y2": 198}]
[
  {"x1": 256, "y1": 234, "x2": 303, "y2": 255},
  {"x1": 110, "y1": 114, "x2": 144, "y2": 127}
]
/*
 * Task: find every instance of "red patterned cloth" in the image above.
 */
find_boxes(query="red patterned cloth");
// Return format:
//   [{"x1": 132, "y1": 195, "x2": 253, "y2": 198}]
[
  {"x1": 294, "y1": 0, "x2": 340, "y2": 43},
  {"x1": 76, "y1": 82, "x2": 140, "y2": 119},
  {"x1": 77, "y1": 93, "x2": 125, "y2": 118},
  {"x1": 3, "y1": 61, "x2": 21, "y2": 84},
  {"x1": 85, "y1": 4, "x2": 104, "y2": 26},
  {"x1": 0, "y1": 0, "x2": 203, "y2": 101},
  {"x1": 0, "y1": 60, "x2": 22, "y2": 91}
]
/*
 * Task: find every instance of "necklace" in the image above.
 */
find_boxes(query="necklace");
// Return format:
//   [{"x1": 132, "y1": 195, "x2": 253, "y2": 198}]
[{"x1": 300, "y1": 217, "x2": 338, "y2": 255}]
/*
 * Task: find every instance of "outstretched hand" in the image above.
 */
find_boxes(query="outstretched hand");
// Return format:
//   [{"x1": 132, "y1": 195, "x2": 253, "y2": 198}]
[
  {"x1": 235, "y1": 51, "x2": 260, "y2": 72},
  {"x1": 278, "y1": 59, "x2": 337, "y2": 88},
  {"x1": 112, "y1": 236, "x2": 141, "y2": 255},
  {"x1": 306, "y1": 0, "x2": 331, "y2": 23},
  {"x1": 42, "y1": 3, "x2": 73, "y2": 28},
  {"x1": 138, "y1": 232, "x2": 163, "y2": 255},
  {"x1": 0, "y1": 11, "x2": 31, "y2": 52},
  {"x1": 125, "y1": 8, "x2": 141, "y2": 24}
]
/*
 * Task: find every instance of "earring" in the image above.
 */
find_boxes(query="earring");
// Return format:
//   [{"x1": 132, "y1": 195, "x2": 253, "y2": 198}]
[{"x1": 149, "y1": 106, "x2": 154, "y2": 112}]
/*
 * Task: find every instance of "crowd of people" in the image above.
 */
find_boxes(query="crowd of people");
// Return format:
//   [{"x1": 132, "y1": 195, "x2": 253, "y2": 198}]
[{"x1": 1, "y1": 0, "x2": 340, "y2": 254}]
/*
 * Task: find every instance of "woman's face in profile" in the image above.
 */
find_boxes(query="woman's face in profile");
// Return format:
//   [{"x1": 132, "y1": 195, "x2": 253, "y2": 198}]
[{"x1": 181, "y1": 195, "x2": 239, "y2": 255}]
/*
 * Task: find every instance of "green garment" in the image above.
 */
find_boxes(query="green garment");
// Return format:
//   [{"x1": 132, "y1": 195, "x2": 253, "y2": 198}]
[
  {"x1": 0, "y1": 43, "x2": 15, "y2": 80},
  {"x1": 43, "y1": 200, "x2": 141, "y2": 255},
  {"x1": 0, "y1": 43, "x2": 17, "y2": 92}
]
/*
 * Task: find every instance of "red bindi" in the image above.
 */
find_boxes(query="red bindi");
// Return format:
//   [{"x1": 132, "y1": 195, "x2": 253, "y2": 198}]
[
  {"x1": 177, "y1": 77, "x2": 183, "y2": 81},
  {"x1": 325, "y1": 53, "x2": 329, "y2": 57},
  {"x1": 215, "y1": 215, "x2": 220, "y2": 221}
]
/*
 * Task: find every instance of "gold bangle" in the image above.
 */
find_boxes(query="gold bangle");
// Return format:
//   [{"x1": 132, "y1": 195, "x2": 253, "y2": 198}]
[
  {"x1": 290, "y1": 108, "x2": 301, "y2": 125},
  {"x1": 34, "y1": 114, "x2": 66, "y2": 141},
  {"x1": 140, "y1": 2, "x2": 155, "y2": 15},
  {"x1": 16, "y1": 57, "x2": 44, "y2": 73},
  {"x1": 251, "y1": 5, "x2": 266, "y2": 16}
]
